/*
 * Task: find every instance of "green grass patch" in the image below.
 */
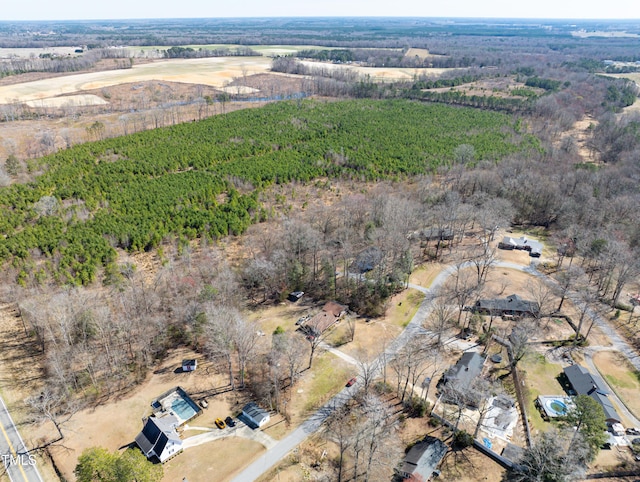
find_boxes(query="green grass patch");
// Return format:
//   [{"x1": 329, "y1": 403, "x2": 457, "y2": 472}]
[
  {"x1": 303, "y1": 352, "x2": 353, "y2": 414},
  {"x1": 520, "y1": 352, "x2": 564, "y2": 433}
]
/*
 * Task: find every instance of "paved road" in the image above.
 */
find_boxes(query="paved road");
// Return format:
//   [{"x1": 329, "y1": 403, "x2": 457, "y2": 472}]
[
  {"x1": 232, "y1": 258, "x2": 640, "y2": 481},
  {"x1": 231, "y1": 265, "x2": 455, "y2": 482},
  {"x1": 0, "y1": 396, "x2": 43, "y2": 482}
]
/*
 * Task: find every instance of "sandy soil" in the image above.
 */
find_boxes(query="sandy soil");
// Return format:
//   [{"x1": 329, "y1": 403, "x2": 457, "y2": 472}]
[{"x1": 0, "y1": 57, "x2": 273, "y2": 103}]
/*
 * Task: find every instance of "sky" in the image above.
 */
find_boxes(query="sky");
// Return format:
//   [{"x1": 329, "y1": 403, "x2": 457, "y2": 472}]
[{"x1": 3, "y1": 0, "x2": 640, "y2": 21}]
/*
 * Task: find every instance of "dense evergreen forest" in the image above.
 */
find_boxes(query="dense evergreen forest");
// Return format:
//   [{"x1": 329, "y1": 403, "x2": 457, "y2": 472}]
[{"x1": 0, "y1": 100, "x2": 530, "y2": 285}]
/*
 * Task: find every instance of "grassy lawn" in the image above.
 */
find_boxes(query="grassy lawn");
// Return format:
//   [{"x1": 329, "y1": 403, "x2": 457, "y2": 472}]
[
  {"x1": 161, "y1": 438, "x2": 265, "y2": 482},
  {"x1": 519, "y1": 352, "x2": 565, "y2": 433},
  {"x1": 593, "y1": 350, "x2": 640, "y2": 420},
  {"x1": 385, "y1": 289, "x2": 425, "y2": 328},
  {"x1": 296, "y1": 352, "x2": 352, "y2": 417}
]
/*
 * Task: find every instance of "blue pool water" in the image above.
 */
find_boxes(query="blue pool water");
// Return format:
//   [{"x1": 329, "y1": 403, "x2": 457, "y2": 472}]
[
  {"x1": 547, "y1": 400, "x2": 568, "y2": 416},
  {"x1": 172, "y1": 397, "x2": 198, "y2": 422}
]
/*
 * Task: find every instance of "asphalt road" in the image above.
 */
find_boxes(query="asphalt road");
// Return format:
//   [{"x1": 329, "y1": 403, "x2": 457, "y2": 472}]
[
  {"x1": 231, "y1": 258, "x2": 640, "y2": 481},
  {"x1": 0, "y1": 396, "x2": 43, "y2": 482}
]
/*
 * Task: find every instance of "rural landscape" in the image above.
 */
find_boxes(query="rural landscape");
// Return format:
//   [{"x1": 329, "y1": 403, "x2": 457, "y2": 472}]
[{"x1": 0, "y1": 15, "x2": 640, "y2": 482}]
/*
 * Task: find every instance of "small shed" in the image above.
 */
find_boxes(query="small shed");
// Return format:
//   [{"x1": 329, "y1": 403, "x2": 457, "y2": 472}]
[
  {"x1": 182, "y1": 359, "x2": 197, "y2": 372},
  {"x1": 242, "y1": 402, "x2": 270, "y2": 428}
]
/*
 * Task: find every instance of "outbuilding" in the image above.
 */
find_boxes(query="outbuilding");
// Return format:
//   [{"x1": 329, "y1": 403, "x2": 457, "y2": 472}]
[{"x1": 242, "y1": 402, "x2": 270, "y2": 428}]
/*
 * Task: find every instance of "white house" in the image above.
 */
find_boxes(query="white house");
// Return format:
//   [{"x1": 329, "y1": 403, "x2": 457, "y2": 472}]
[{"x1": 135, "y1": 415, "x2": 183, "y2": 463}]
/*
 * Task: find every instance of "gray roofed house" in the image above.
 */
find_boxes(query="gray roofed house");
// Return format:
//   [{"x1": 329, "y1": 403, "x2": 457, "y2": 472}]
[
  {"x1": 498, "y1": 236, "x2": 543, "y2": 257},
  {"x1": 442, "y1": 351, "x2": 486, "y2": 388},
  {"x1": 563, "y1": 365, "x2": 621, "y2": 423},
  {"x1": 439, "y1": 352, "x2": 487, "y2": 407},
  {"x1": 242, "y1": 402, "x2": 270, "y2": 428},
  {"x1": 398, "y1": 436, "x2": 448, "y2": 480},
  {"x1": 135, "y1": 415, "x2": 182, "y2": 463},
  {"x1": 473, "y1": 294, "x2": 539, "y2": 318}
]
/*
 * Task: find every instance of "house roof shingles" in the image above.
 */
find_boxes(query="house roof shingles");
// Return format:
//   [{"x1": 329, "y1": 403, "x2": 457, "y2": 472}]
[
  {"x1": 475, "y1": 294, "x2": 539, "y2": 316},
  {"x1": 443, "y1": 351, "x2": 486, "y2": 387},
  {"x1": 135, "y1": 415, "x2": 181, "y2": 459},
  {"x1": 400, "y1": 437, "x2": 448, "y2": 479},
  {"x1": 563, "y1": 365, "x2": 620, "y2": 423}
]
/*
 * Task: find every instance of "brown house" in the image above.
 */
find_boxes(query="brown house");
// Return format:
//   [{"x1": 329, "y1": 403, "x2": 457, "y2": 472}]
[{"x1": 305, "y1": 301, "x2": 348, "y2": 337}]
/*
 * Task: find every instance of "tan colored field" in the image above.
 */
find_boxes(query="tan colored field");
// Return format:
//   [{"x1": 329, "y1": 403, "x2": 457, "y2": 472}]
[
  {"x1": 162, "y1": 438, "x2": 265, "y2": 482},
  {"x1": 593, "y1": 350, "x2": 640, "y2": 420},
  {"x1": 298, "y1": 60, "x2": 457, "y2": 81},
  {"x1": 25, "y1": 94, "x2": 109, "y2": 108},
  {"x1": 0, "y1": 57, "x2": 273, "y2": 104},
  {"x1": 404, "y1": 47, "x2": 444, "y2": 59}
]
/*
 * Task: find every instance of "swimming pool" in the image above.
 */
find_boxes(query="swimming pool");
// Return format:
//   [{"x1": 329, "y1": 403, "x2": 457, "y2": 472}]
[
  {"x1": 544, "y1": 398, "x2": 569, "y2": 417},
  {"x1": 171, "y1": 397, "x2": 199, "y2": 424}
]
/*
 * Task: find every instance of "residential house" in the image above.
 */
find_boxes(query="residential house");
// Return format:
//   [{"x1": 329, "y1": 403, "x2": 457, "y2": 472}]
[
  {"x1": 305, "y1": 301, "x2": 348, "y2": 337},
  {"x1": 563, "y1": 365, "x2": 621, "y2": 424},
  {"x1": 398, "y1": 436, "x2": 448, "y2": 481},
  {"x1": 498, "y1": 236, "x2": 543, "y2": 257},
  {"x1": 242, "y1": 402, "x2": 270, "y2": 428},
  {"x1": 473, "y1": 294, "x2": 540, "y2": 318},
  {"x1": 135, "y1": 415, "x2": 182, "y2": 463},
  {"x1": 439, "y1": 352, "x2": 486, "y2": 407}
]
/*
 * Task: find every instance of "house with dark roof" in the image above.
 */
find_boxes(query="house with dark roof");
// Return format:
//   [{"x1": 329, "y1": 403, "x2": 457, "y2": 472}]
[
  {"x1": 441, "y1": 352, "x2": 486, "y2": 388},
  {"x1": 398, "y1": 436, "x2": 448, "y2": 481},
  {"x1": 351, "y1": 247, "x2": 383, "y2": 274},
  {"x1": 242, "y1": 402, "x2": 270, "y2": 429},
  {"x1": 135, "y1": 415, "x2": 182, "y2": 463},
  {"x1": 563, "y1": 365, "x2": 621, "y2": 424},
  {"x1": 498, "y1": 236, "x2": 543, "y2": 257},
  {"x1": 438, "y1": 352, "x2": 486, "y2": 407},
  {"x1": 473, "y1": 294, "x2": 539, "y2": 318},
  {"x1": 304, "y1": 301, "x2": 348, "y2": 337}
]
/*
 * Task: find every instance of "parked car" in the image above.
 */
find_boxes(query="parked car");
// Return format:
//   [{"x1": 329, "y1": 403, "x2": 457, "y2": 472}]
[
  {"x1": 225, "y1": 416, "x2": 236, "y2": 427},
  {"x1": 346, "y1": 377, "x2": 357, "y2": 387},
  {"x1": 627, "y1": 427, "x2": 640, "y2": 435},
  {"x1": 631, "y1": 438, "x2": 640, "y2": 445},
  {"x1": 215, "y1": 418, "x2": 226, "y2": 429},
  {"x1": 288, "y1": 291, "x2": 304, "y2": 302}
]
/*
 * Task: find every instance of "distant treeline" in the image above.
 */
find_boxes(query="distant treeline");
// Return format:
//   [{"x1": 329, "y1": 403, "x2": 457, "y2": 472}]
[{"x1": 164, "y1": 46, "x2": 261, "y2": 58}]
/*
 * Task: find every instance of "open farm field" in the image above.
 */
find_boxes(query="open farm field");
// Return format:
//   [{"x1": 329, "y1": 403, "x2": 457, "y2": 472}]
[
  {"x1": 0, "y1": 46, "x2": 82, "y2": 59},
  {"x1": 0, "y1": 56, "x2": 272, "y2": 104},
  {"x1": 133, "y1": 44, "x2": 340, "y2": 57},
  {"x1": 297, "y1": 60, "x2": 457, "y2": 80}
]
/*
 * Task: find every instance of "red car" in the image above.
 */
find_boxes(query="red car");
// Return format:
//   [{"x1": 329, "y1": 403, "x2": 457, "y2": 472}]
[{"x1": 346, "y1": 377, "x2": 357, "y2": 387}]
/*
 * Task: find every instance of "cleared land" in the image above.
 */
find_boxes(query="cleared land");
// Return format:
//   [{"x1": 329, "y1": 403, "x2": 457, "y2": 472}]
[
  {"x1": 298, "y1": 60, "x2": 457, "y2": 81},
  {"x1": 24, "y1": 94, "x2": 109, "y2": 108},
  {"x1": 0, "y1": 57, "x2": 273, "y2": 103}
]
